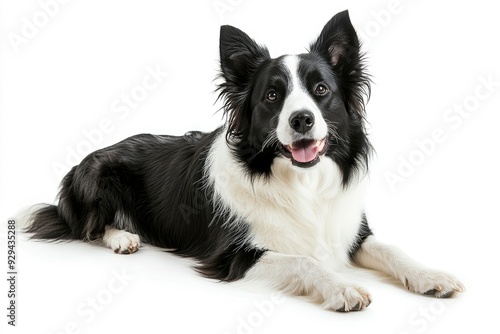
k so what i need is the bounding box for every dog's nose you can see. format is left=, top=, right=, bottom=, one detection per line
left=289, top=110, right=315, bottom=134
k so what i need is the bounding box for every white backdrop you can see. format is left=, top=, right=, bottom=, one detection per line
left=1, top=0, right=499, bottom=333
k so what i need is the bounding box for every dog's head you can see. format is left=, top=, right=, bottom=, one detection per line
left=218, top=10, right=371, bottom=183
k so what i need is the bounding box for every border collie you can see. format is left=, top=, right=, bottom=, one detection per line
left=23, top=10, right=463, bottom=312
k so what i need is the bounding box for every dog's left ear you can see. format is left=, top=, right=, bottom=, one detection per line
left=310, top=10, right=361, bottom=74
left=310, top=10, right=370, bottom=114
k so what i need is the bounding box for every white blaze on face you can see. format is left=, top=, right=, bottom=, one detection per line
left=276, top=55, right=328, bottom=146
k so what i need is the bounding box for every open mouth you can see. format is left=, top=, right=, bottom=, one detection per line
left=280, top=137, right=328, bottom=168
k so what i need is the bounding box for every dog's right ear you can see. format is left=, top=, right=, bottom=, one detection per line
left=219, top=25, right=270, bottom=86
left=218, top=26, right=270, bottom=138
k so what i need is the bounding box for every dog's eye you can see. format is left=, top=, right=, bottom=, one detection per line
left=266, top=90, right=278, bottom=102
left=315, top=84, right=328, bottom=96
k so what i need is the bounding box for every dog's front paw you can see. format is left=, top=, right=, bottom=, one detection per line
left=403, top=268, right=464, bottom=298
left=323, top=285, right=372, bottom=312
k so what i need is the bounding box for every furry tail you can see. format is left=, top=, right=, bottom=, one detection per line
left=20, top=204, right=73, bottom=241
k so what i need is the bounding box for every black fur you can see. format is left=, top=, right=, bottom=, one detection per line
left=26, top=10, right=373, bottom=282
left=348, top=213, right=373, bottom=260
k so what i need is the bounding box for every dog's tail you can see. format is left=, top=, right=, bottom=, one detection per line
left=17, top=166, right=80, bottom=241
left=18, top=203, right=73, bottom=241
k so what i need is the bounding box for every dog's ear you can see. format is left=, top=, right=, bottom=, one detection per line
left=310, top=10, right=370, bottom=114
left=218, top=26, right=270, bottom=138
left=309, top=10, right=360, bottom=73
left=219, top=25, right=270, bottom=86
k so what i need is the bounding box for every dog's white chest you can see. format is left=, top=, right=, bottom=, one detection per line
left=207, top=135, right=366, bottom=270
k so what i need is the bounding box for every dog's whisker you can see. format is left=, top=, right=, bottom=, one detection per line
left=261, top=129, right=279, bottom=151
left=325, top=123, right=346, bottom=145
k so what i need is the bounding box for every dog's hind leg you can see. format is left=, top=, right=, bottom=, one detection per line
left=58, top=153, right=142, bottom=254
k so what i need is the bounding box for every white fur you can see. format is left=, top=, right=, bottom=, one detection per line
left=102, top=226, right=141, bottom=254
left=276, top=55, right=328, bottom=145
left=207, top=132, right=366, bottom=269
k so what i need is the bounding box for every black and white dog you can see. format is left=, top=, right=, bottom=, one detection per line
left=24, top=10, right=463, bottom=311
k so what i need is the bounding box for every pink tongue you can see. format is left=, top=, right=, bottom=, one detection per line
left=291, top=144, right=319, bottom=163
